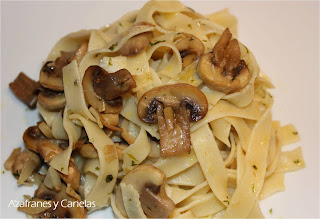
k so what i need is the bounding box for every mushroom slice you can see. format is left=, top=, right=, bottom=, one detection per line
left=23, top=126, right=49, bottom=153
left=115, top=164, right=175, bottom=218
left=39, top=57, right=68, bottom=91
left=38, top=89, right=66, bottom=111
left=11, top=149, right=41, bottom=181
left=35, top=183, right=87, bottom=218
left=197, top=28, right=251, bottom=94
left=119, top=32, right=153, bottom=56
left=175, top=33, right=205, bottom=67
left=38, top=141, right=81, bottom=190
left=137, top=83, right=208, bottom=157
left=82, top=65, right=136, bottom=112
left=9, top=72, right=40, bottom=109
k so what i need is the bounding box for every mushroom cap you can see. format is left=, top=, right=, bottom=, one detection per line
left=119, top=32, right=153, bottom=56
left=38, top=89, right=66, bottom=111
left=23, top=126, right=48, bottom=153
left=137, top=83, right=208, bottom=123
left=82, top=65, right=136, bottom=113
left=39, top=58, right=67, bottom=91
left=197, top=52, right=251, bottom=94
left=115, top=164, right=175, bottom=218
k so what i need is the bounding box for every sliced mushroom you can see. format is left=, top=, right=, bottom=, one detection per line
left=175, top=33, right=205, bottom=67
left=4, top=147, right=21, bottom=171
left=115, top=164, right=175, bottom=218
left=11, top=149, right=41, bottom=180
left=38, top=89, right=66, bottom=111
left=9, top=72, right=40, bottom=109
left=82, top=65, right=136, bottom=113
left=38, top=142, right=80, bottom=190
left=120, top=118, right=140, bottom=144
left=78, top=143, right=98, bottom=159
left=119, top=32, right=153, bottom=56
left=100, top=113, right=122, bottom=132
left=197, top=28, right=251, bottom=94
left=23, top=126, right=49, bottom=153
left=39, top=42, right=88, bottom=91
left=35, top=183, right=87, bottom=218
left=137, top=83, right=208, bottom=157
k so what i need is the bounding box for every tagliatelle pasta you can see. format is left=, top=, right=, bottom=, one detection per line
left=5, top=0, right=305, bottom=218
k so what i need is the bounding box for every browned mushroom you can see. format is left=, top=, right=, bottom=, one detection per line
left=137, top=83, right=208, bottom=157
left=38, top=142, right=80, bottom=190
left=115, top=164, right=175, bottom=218
left=39, top=42, right=88, bottom=91
left=119, top=22, right=154, bottom=56
left=175, top=33, right=205, bottom=67
left=197, top=28, right=251, bottom=94
left=34, top=183, right=87, bottom=218
left=119, top=32, right=153, bottom=56
left=78, top=143, right=98, bottom=159
left=11, top=149, right=41, bottom=181
left=23, top=126, right=49, bottom=153
left=100, top=113, right=122, bottom=132
left=9, top=72, right=40, bottom=109
left=82, top=65, right=136, bottom=113
left=38, top=89, right=66, bottom=111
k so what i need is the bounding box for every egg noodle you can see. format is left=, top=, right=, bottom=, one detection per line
left=5, top=0, right=305, bottom=218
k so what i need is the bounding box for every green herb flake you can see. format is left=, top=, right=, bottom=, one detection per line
left=292, top=131, right=298, bottom=135
left=187, top=24, right=192, bottom=29
left=252, top=165, right=258, bottom=170
left=129, top=199, right=132, bottom=201
left=202, top=39, right=208, bottom=42
left=60, top=167, right=64, bottom=171
left=176, top=32, right=181, bottom=35
left=294, top=159, right=300, bottom=164
left=119, top=23, right=123, bottom=27
left=136, top=68, right=139, bottom=71
left=2, top=171, right=5, bottom=174
left=149, top=40, right=166, bottom=46
left=269, top=208, right=273, bottom=214
left=108, top=58, right=113, bottom=66
left=13, top=173, right=20, bottom=177
left=74, top=79, right=78, bottom=87
left=106, top=174, right=114, bottom=183
left=131, top=160, right=137, bottom=166
left=251, top=184, right=256, bottom=193
left=223, top=200, right=229, bottom=205
left=109, top=43, right=117, bottom=51
left=95, top=167, right=100, bottom=171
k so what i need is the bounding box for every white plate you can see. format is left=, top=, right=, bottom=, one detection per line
left=1, top=1, right=319, bottom=218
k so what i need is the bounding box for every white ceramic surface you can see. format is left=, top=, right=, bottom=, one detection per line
left=1, top=1, right=319, bottom=218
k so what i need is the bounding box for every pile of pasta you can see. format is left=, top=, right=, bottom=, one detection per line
left=5, top=0, right=305, bottom=218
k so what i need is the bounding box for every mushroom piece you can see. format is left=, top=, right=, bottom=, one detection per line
left=137, top=83, right=208, bottom=157
left=82, top=65, right=136, bottom=113
left=119, top=32, right=153, bottom=56
left=11, top=149, right=41, bottom=179
left=23, top=126, right=49, bottom=153
left=175, top=33, right=205, bottom=68
left=78, top=143, right=98, bottom=159
left=38, top=142, right=81, bottom=190
left=115, top=164, right=175, bottom=218
left=38, top=89, right=66, bottom=111
left=9, top=72, right=40, bottom=109
left=34, top=183, right=87, bottom=218
left=197, top=28, right=251, bottom=94
left=39, top=41, right=88, bottom=91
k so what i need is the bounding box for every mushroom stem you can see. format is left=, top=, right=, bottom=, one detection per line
left=157, top=105, right=191, bottom=157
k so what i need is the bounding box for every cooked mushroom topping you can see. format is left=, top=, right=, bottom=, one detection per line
left=119, top=32, right=153, bottom=56
left=35, top=183, right=87, bottom=218
left=137, top=83, right=208, bottom=157
left=23, top=126, right=49, bottom=153
left=38, top=142, right=81, bottom=190
left=115, top=164, right=175, bottom=218
left=9, top=72, right=40, bottom=109
left=39, top=57, right=68, bottom=91
left=78, top=143, right=98, bottom=159
left=175, top=33, right=205, bottom=67
left=11, top=149, right=41, bottom=179
left=197, top=28, right=251, bottom=94
left=38, top=89, right=66, bottom=111
left=82, top=65, right=136, bottom=112
left=39, top=42, right=88, bottom=91
left=100, top=113, right=122, bottom=132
